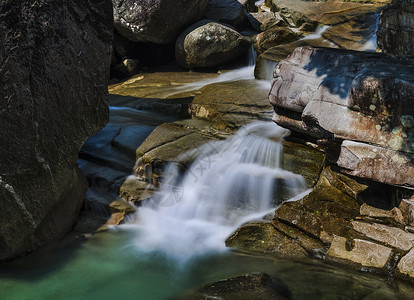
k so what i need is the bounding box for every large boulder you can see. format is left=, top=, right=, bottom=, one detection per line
left=270, top=47, right=414, bottom=151
left=205, top=0, right=248, bottom=29
left=112, top=0, right=209, bottom=44
left=0, top=0, right=113, bottom=260
left=175, top=20, right=250, bottom=69
left=269, top=46, right=414, bottom=188
left=377, top=0, right=414, bottom=55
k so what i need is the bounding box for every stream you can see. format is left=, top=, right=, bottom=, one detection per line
left=1, top=63, right=414, bottom=299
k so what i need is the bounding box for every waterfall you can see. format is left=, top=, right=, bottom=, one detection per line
left=122, top=121, right=307, bottom=260
left=248, top=44, right=257, bottom=67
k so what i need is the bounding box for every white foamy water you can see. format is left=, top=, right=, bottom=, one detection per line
left=121, top=122, right=307, bottom=260
left=301, top=25, right=330, bottom=40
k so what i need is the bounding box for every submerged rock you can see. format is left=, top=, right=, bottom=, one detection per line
left=180, top=272, right=292, bottom=300
left=112, top=0, right=209, bottom=44
left=377, top=0, right=414, bottom=55
left=175, top=20, right=249, bottom=69
left=0, top=0, right=112, bottom=260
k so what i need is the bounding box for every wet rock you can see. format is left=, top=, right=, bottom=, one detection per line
left=112, top=58, right=140, bottom=79
left=135, top=120, right=219, bottom=180
left=112, top=0, right=209, bottom=44
left=338, top=141, right=414, bottom=189
left=399, top=198, right=414, bottom=226
left=254, top=28, right=301, bottom=54
left=254, top=38, right=336, bottom=79
left=397, top=248, right=414, bottom=281
left=322, top=11, right=380, bottom=50
left=239, top=0, right=256, bottom=12
left=360, top=203, right=405, bottom=224
left=181, top=272, right=291, bottom=300
left=270, top=46, right=414, bottom=154
left=273, top=167, right=362, bottom=242
left=352, top=221, right=414, bottom=251
left=281, top=141, right=325, bottom=187
left=377, top=0, right=414, bottom=55
left=102, top=212, right=126, bottom=226
left=109, top=198, right=136, bottom=214
left=119, top=175, right=155, bottom=204
left=226, top=222, right=308, bottom=257
left=205, top=0, right=248, bottom=29
left=247, top=11, right=286, bottom=32
left=189, top=79, right=273, bottom=130
left=0, top=0, right=112, bottom=260
left=175, top=20, right=250, bottom=69
left=327, top=236, right=393, bottom=269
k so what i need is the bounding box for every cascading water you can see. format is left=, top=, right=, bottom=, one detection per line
left=121, top=121, right=307, bottom=260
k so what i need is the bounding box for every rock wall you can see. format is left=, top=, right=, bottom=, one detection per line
left=0, top=0, right=113, bottom=261
left=377, top=0, right=414, bottom=55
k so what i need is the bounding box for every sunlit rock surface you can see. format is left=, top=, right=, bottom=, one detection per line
left=0, top=0, right=112, bottom=260
left=269, top=46, right=414, bottom=188
left=112, top=0, right=209, bottom=44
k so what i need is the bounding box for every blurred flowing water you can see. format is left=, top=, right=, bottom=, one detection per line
left=123, top=121, right=307, bottom=260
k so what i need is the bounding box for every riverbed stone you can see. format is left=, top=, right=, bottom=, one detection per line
left=189, top=79, right=273, bottom=130
left=377, top=0, right=414, bottom=55
left=247, top=11, right=286, bottom=32
left=397, top=248, right=414, bottom=281
left=119, top=176, right=155, bottom=204
left=399, top=198, right=414, bottom=226
left=180, top=272, right=291, bottom=300
left=239, top=0, right=256, bottom=12
left=338, top=140, right=414, bottom=189
left=254, top=28, right=301, bottom=54
left=0, top=0, right=112, bottom=261
left=205, top=0, right=248, bottom=29
left=135, top=120, right=220, bottom=181
left=109, top=198, right=136, bottom=214
left=175, top=20, right=250, bottom=69
left=254, top=38, right=337, bottom=79
left=226, top=222, right=308, bottom=257
left=327, top=236, right=393, bottom=269
left=360, top=203, right=405, bottom=224
left=352, top=221, right=414, bottom=251
left=281, top=141, right=325, bottom=187
left=112, top=0, right=209, bottom=44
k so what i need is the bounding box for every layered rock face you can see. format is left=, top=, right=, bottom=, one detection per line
left=270, top=46, right=414, bottom=188
left=113, top=0, right=209, bottom=44
left=377, top=0, right=414, bottom=55
left=0, top=0, right=113, bottom=260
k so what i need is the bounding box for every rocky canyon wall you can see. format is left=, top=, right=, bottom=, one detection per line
left=0, top=0, right=113, bottom=261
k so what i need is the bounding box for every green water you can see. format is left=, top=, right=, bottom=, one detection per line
left=1, top=229, right=413, bottom=300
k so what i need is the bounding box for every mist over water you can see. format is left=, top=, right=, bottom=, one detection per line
left=122, top=122, right=307, bottom=261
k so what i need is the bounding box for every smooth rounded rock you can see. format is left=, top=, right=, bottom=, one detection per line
left=175, top=20, right=249, bottom=69
left=113, top=0, right=209, bottom=44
